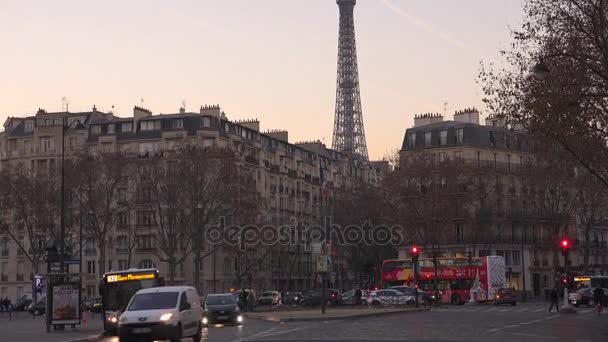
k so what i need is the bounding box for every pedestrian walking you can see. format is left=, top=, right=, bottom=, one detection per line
left=354, top=287, right=362, bottom=305
left=549, top=287, right=559, bottom=313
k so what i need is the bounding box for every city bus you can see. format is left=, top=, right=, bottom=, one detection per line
left=99, top=268, right=164, bottom=334
left=381, top=256, right=506, bottom=305
left=573, top=275, right=608, bottom=289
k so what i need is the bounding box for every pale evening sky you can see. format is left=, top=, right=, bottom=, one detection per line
left=0, top=0, right=523, bottom=160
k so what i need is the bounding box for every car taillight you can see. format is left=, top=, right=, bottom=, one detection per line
left=331, top=294, right=335, bottom=298
left=496, top=295, right=500, bottom=299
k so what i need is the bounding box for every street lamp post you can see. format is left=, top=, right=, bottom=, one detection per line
left=59, top=118, right=81, bottom=274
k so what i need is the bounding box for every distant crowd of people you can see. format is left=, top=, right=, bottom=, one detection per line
left=0, top=297, right=12, bottom=312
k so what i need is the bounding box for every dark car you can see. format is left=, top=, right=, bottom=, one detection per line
left=28, top=297, right=46, bottom=316
left=203, top=293, right=243, bottom=325
left=328, top=289, right=342, bottom=305
left=284, top=291, right=304, bottom=305
left=13, top=295, right=33, bottom=311
left=300, top=289, right=341, bottom=306
left=569, top=287, right=608, bottom=307
left=85, top=298, right=102, bottom=313
left=390, top=286, right=436, bottom=304
left=494, top=288, right=517, bottom=306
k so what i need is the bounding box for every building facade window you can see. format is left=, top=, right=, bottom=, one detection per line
left=91, top=125, right=101, bottom=135
left=118, top=259, right=128, bottom=270
left=118, top=212, right=128, bottom=227
left=138, top=235, right=154, bottom=249
left=140, top=120, right=161, bottom=131
left=424, top=132, right=432, bottom=147
left=454, top=151, right=463, bottom=160
left=455, top=224, right=464, bottom=243
left=107, top=124, right=115, bottom=134
left=203, top=117, right=211, bottom=128
left=87, top=261, right=96, bottom=274
left=456, top=128, right=464, bottom=143
left=24, top=120, right=34, bottom=132
left=138, top=259, right=155, bottom=269
left=40, top=137, right=53, bottom=152
left=122, top=122, right=133, bottom=132
left=439, top=152, right=447, bottom=162
left=172, top=119, right=183, bottom=129
left=512, top=251, right=520, bottom=266
left=407, top=133, right=416, bottom=148
left=439, top=130, right=447, bottom=145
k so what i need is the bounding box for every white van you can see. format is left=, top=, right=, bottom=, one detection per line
left=118, top=286, right=203, bottom=342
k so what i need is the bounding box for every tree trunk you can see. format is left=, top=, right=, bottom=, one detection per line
left=193, top=249, right=201, bottom=292
left=98, top=240, right=106, bottom=275
left=168, top=256, right=176, bottom=285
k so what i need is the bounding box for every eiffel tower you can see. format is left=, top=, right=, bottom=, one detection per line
left=331, top=0, right=368, bottom=161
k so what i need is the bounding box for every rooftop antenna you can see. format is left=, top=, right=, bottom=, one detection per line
left=62, top=97, right=70, bottom=112
left=181, top=99, right=187, bottom=111
left=443, top=101, right=448, bottom=117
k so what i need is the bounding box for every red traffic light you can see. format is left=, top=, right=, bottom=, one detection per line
left=411, top=246, right=419, bottom=255
left=414, top=283, right=419, bottom=289
left=561, top=277, right=567, bottom=284
left=560, top=239, right=569, bottom=248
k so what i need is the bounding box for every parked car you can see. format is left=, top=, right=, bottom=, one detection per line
left=390, top=286, right=436, bottom=304
left=85, top=298, right=103, bottom=313
left=328, top=289, right=342, bottom=305
left=494, top=288, right=517, bottom=306
left=364, top=289, right=415, bottom=306
left=14, top=294, right=33, bottom=311
left=257, top=291, right=281, bottom=306
left=299, top=289, right=341, bottom=306
left=341, top=290, right=356, bottom=305
left=117, top=286, right=203, bottom=342
left=28, top=297, right=46, bottom=316
left=284, top=291, right=304, bottom=305
left=203, top=293, right=243, bottom=326
left=569, top=287, right=608, bottom=307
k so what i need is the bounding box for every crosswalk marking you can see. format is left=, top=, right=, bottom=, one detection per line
left=438, top=304, right=601, bottom=315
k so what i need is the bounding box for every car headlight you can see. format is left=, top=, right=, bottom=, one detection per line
left=236, top=315, right=243, bottom=323
left=160, top=313, right=173, bottom=321
left=202, top=317, right=208, bottom=325
left=106, top=315, right=118, bottom=323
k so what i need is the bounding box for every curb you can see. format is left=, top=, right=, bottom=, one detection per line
left=245, top=308, right=427, bottom=323
left=60, top=334, right=105, bottom=342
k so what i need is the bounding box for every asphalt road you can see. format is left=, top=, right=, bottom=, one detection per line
left=93, top=302, right=608, bottom=341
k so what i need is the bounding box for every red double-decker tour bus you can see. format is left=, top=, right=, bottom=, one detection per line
left=381, top=256, right=506, bottom=305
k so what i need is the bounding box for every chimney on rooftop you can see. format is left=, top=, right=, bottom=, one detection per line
left=453, top=107, right=480, bottom=125
left=413, top=113, right=443, bottom=127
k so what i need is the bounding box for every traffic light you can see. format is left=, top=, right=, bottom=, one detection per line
left=561, top=277, right=567, bottom=284
left=560, top=238, right=570, bottom=256
left=410, top=246, right=419, bottom=263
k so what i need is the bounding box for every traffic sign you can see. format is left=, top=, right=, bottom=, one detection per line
left=34, top=275, right=44, bottom=291
left=64, top=259, right=80, bottom=265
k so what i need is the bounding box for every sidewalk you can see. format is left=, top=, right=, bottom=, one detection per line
left=244, top=306, right=426, bottom=322
left=0, top=312, right=104, bottom=342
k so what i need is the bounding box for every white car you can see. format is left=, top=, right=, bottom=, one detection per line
left=118, top=286, right=203, bottom=342
left=364, top=289, right=415, bottom=306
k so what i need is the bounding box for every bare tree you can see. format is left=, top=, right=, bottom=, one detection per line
left=72, top=152, right=129, bottom=275
left=480, top=0, right=608, bottom=190
left=0, top=163, right=59, bottom=303
left=575, top=172, right=608, bottom=273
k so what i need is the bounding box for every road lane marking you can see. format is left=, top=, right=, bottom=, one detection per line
left=485, top=315, right=559, bottom=333
left=506, top=332, right=558, bottom=339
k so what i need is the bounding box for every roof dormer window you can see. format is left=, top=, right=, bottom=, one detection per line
left=24, top=120, right=33, bottom=132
